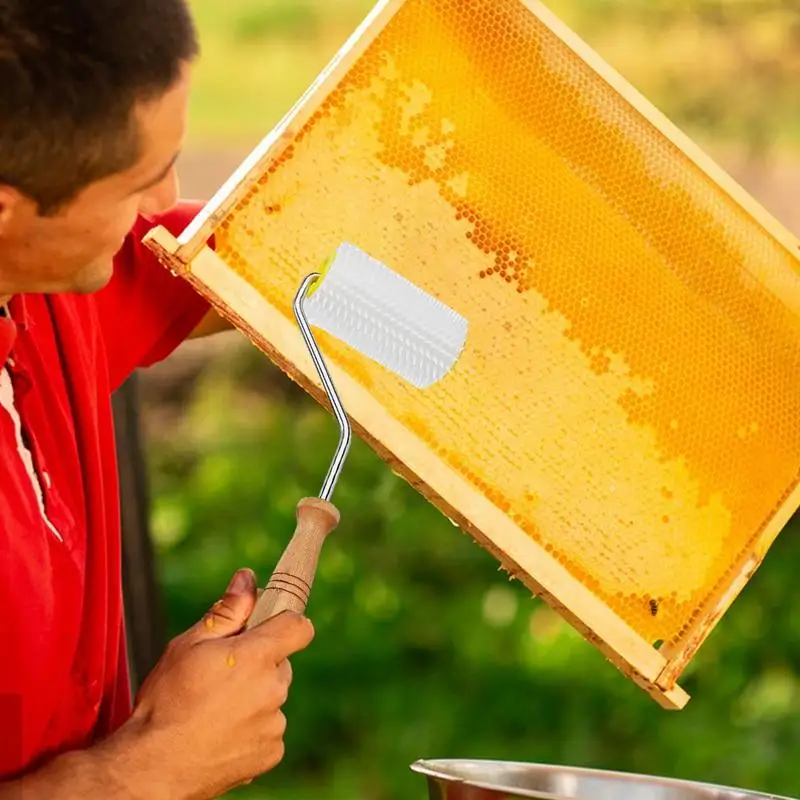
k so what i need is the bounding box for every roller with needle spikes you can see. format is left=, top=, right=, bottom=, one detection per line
left=245, top=242, right=469, bottom=629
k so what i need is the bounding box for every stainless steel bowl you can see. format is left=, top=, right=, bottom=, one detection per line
left=410, top=759, right=797, bottom=800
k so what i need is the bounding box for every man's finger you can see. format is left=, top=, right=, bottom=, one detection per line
left=186, top=568, right=258, bottom=643
left=276, top=658, right=293, bottom=688
left=240, top=611, right=315, bottom=663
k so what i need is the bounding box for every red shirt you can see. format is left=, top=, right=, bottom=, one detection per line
left=0, top=201, right=210, bottom=779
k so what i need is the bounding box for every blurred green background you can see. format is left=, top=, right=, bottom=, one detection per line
left=136, top=1, right=800, bottom=798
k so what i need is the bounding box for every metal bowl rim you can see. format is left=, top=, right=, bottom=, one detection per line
left=410, top=758, right=797, bottom=800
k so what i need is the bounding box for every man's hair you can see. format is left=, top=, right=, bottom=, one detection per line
left=0, top=0, right=198, bottom=214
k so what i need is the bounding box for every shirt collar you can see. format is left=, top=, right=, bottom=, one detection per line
left=8, top=295, right=29, bottom=330
left=0, top=295, right=28, bottom=366
left=0, top=312, right=15, bottom=367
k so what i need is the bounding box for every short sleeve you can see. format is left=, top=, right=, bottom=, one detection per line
left=94, top=201, right=213, bottom=392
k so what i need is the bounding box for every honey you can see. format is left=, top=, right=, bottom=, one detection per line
left=207, top=0, right=800, bottom=651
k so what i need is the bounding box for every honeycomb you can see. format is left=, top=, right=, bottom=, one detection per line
left=210, top=0, right=800, bottom=649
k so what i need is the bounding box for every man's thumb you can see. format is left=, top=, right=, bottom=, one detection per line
left=193, top=568, right=258, bottom=640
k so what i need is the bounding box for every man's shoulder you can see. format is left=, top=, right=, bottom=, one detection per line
left=93, top=199, right=212, bottom=391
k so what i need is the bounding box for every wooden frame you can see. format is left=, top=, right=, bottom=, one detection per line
left=145, top=226, right=691, bottom=710
left=145, top=0, right=800, bottom=710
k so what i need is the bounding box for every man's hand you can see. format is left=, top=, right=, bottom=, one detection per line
left=0, top=569, right=313, bottom=800
left=119, top=568, right=314, bottom=799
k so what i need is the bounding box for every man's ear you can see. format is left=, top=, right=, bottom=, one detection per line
left=0, top=185, right=26, bottom=237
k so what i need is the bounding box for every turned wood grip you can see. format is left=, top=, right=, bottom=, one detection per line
left=245, top=497, right=340, bottom=630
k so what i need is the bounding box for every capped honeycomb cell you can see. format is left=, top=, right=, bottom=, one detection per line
left=146, top=0, right=800, bottom=706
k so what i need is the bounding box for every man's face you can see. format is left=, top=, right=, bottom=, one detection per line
left=0, top=62, right=192, bottom=299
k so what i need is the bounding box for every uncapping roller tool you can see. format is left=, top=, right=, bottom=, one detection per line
left=245, top=242, right=468, bottom=629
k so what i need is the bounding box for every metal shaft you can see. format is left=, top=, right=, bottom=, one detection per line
left=293, top=273, right=352, bottom=502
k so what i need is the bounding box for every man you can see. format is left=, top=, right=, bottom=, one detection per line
left=0, top=1, right=314, bottom=797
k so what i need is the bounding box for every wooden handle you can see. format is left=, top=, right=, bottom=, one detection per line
left=245, top=497, right=340, bottom=630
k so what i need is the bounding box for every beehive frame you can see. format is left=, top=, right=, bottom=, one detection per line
left=145, top=0, right=800, bottom=709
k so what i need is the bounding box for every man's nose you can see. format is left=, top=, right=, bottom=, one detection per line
left=138, top=169, right=179, bottom=217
